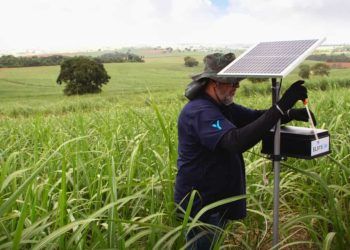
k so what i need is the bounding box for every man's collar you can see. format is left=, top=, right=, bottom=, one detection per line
left=196, top=93, right=235, bottom=111
left=200, top=93, right=225, bottom=108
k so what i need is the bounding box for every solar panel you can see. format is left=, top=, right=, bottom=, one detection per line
left=219, top=38, right=325, bottom=78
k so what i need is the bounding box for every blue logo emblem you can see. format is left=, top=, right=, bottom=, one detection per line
left=212, top=120, right=222, bottom=130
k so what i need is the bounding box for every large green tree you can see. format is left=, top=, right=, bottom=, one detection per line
left=247, top=78, right=269, bottom=83
left=57, top=57, right=110, bottom=96
left=184, top=56, right=199, bottom=67
left=311, top=63, right=331, bottom=77
left=298, top=64, right=311, bottom=79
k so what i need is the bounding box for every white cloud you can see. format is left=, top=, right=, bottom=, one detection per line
left=0, top=0, right=349, bottom=53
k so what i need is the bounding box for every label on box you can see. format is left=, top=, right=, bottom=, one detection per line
left=311, top=136, right=330, bottom=156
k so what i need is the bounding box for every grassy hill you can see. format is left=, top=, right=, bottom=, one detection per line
left=1, top=55, right=349, bottom=117
left=0, top=54, right=349, bottom=249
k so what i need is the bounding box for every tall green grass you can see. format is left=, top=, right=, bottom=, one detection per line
left=0, top=85, right=349, bottom=249
left=0, top=56, right=350, bottom=249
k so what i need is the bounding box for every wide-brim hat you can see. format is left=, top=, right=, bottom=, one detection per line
left=191, top=52, right=241, bottom=84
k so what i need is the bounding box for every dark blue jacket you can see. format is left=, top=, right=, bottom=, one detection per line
left=175, top=94, right=264, bottom=220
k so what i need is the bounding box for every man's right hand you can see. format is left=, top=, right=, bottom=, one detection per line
left=278, top=80, right=308, bottom=112
left=288, top=108, right=317, bottom=126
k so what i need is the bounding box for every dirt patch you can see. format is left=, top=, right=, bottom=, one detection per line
left=326, top=62, right=350, bottom=69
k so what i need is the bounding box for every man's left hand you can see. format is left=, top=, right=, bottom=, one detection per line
left=288, top=108, right=317, bottom=126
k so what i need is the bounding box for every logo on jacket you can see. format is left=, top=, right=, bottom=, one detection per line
left=212, top=120, right=222, bottom=130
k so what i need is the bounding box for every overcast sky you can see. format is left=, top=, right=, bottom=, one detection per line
left=1, top=0, right=349, bottom=53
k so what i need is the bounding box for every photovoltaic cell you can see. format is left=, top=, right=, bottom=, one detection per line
left=219, top=39, right=325, bottom=78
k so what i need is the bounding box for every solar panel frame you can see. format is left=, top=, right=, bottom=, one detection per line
left=218, top=38, right=326, bottom=78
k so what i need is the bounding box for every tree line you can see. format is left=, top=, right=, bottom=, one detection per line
left=307, top=53, right=350, bottom=62
left=0, top=52, right=144, bottom=68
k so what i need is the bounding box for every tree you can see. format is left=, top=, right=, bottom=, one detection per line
left=311, top=63, right=330, bottom=77
left=0, top=55, right=19, bottom=67
left=298, top=64, right=311, bottom=79
left=184, top=56, right=199, bottom=67
left=56, top=57, right=110, bottom=96
left=247, top=78, right=269, bottom=83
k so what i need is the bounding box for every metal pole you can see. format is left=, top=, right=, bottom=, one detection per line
left=272, top=78, right=281, bottom=249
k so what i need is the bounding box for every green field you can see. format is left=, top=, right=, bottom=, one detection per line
left=0, top=55, right=349, bottom=249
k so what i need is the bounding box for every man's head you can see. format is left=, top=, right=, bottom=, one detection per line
left=205, top=79, right=240, bottom=105
left=185, top=53, right=242, bottom=103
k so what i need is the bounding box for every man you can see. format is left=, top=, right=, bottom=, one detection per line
left=175, top=53, right=315, bottom=249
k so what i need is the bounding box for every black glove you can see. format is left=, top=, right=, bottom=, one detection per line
left=288, top=108, right=317, bottom=126
left=277, top=80, right=308, bottom=112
